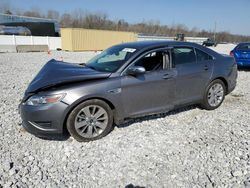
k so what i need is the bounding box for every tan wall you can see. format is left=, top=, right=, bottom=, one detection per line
left=61, top=28, right=73, bottom=51
left=61, top=28, right=137, bottom=51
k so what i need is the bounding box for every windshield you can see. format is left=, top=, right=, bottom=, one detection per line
left=237, top=43, right=250, bottom=50
left=86, top=46, right=137, bottom=72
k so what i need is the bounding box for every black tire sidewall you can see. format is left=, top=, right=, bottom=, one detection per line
left=202, top=79, right=226, bottom=110
left=66, top=99, right=113, bottom=142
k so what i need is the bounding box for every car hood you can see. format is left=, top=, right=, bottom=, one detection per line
left=26, top=59, right=111, bottom=93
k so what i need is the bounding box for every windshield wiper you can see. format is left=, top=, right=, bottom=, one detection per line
left=79, top=63, right=102, bottom=72
left=79, top=63, right=97, bottom=70
left=79, top=63, right=97, bottom=71
left=79, top=63, right=88, bottom=66
left=87, top=65, right=99, bottom=71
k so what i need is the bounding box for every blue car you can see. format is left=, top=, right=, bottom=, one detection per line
left=230, top=43, right=250, bottom=68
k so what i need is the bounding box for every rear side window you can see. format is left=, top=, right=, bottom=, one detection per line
left=196, top=49, right=213, bottom=61
left=236, top=43, right=250, bottom=50
left=172, top=47, right=196, bottom=65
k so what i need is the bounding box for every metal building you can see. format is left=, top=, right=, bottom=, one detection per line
left=0, top=13, right=60, bottom=36
left=61, top=28, right=137, bottom=51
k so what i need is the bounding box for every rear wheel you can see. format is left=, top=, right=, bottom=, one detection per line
left=67, top=99, right=113, bottom=142
left=201, top=79, right=226, bottom=110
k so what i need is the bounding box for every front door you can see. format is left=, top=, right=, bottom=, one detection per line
left=121, top=49, right=177, bottom=118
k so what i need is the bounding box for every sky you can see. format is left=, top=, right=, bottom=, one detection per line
left=1, top=0, right=250, bottom=36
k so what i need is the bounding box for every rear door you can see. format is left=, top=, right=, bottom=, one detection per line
left=172, top=47, right=213, bottom=105
left=121, top=48, right=177, bottom=118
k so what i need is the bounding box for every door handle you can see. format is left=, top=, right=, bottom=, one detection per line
left=204, top=65, right=209, bottom=71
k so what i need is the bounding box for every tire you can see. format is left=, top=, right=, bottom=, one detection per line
left=201, top=79, right=226, bottom=110
left=66, top=99, right=114, bottom=142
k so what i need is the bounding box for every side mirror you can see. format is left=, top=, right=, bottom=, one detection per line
left=127, top=66, right=146, bottom=76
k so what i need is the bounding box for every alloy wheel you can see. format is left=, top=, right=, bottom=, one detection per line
left=74, top=105, right=108, bottom=138
left=207, top=83, right=224, bottom=107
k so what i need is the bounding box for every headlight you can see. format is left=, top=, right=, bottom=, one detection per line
left=25, top=94, right=66, bottom=106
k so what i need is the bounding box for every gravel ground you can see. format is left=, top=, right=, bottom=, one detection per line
left=0, top=50, right=249, bottom=188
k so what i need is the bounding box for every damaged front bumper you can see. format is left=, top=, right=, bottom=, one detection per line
left=19, top=101, right=69, bottom=137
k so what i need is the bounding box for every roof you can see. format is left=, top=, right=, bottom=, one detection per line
left=115, top=40, right=199, bottom=50
left=114, top=40, right=221, bottom=59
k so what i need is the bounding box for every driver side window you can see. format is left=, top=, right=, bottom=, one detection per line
left=134, top=50, right=169, bottom=72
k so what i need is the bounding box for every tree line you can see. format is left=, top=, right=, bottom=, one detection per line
left=2, top=7, right=250, bottom=43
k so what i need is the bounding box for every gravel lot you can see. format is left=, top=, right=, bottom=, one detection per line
left=0, top=48, right=249, bottom=187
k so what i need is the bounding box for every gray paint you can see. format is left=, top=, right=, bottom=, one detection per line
left=19, top=41, right=237, bottom=137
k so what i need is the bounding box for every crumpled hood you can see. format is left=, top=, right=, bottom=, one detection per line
left=26, top=59, right=111, bottom=93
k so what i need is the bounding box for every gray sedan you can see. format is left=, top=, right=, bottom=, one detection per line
left=19, top=41, right=237, bottom=142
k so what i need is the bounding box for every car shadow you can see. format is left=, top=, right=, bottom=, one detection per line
left=117, top=105, right=198, bottom=129
left=125, top=184, right=146, bottom=188
left=36, top=133, right=71, bottom=141
left=238, top=67, right=250, bottom=72
left=34, top=105, right=198, bottom=141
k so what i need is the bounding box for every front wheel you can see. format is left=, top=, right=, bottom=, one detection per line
left=66, top=99, right=114, bottom=142
left=201, top=79, right=226, bottom=110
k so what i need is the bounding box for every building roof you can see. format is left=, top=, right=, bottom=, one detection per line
left=0, top=13, right=57, bottom=22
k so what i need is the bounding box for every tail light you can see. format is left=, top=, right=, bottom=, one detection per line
left=230, top=51, right=234, bottom=57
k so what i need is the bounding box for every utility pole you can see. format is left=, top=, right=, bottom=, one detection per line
left=214, top=21, right=217, bottom=42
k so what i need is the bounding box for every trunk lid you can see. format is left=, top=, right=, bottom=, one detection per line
left=234, top=50, right=250, bottom=60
